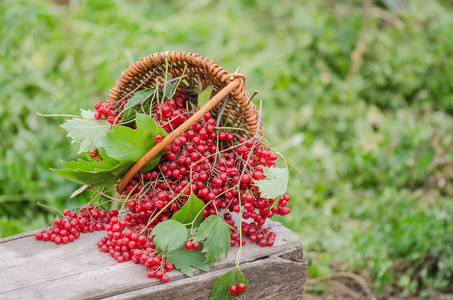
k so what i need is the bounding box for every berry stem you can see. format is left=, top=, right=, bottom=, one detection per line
left=36, top=112, right=88, bottom=119
left=37, top=202, right=64, bottom=216
left=215, top=95, right=229, bottom=128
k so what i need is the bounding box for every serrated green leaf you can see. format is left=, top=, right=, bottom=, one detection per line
left=51, top=168, right=117, bottom=187
left=152, top=220, right=188, bottom=252
left=61, top=109, right=111, bottom=154
left=61, top=158, right=116, bottom=172
left=193, top=215, right=231, bottom=261
left=54, top=113, right=167, bottom=187
left=209, top=267, right=249, bottom=300
left=166, top=246, right=214, bottom=277
left=171, top=192, right=205, bottom=228
left=197, top=85, right=213, bottom=108
left=102, top=113, right=166, bottom=164
left=61, top=157, right=132, bottom=175
left=255, top=166, right=289, bottom=199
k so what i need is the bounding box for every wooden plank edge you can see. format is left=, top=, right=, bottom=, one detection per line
left=0, top=229, right=41, bottom=244
left=102, top=255, right=307, bottom=300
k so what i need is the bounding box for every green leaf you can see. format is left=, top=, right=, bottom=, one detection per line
left=193, top=215, right=231, bottom=261
left=255, top=166, right=289, bottom=199
left=61, top=109, right=111, bottom=154
left=162, top=80, right=177, bottom=99
left=122, top=89, right=155, bottom=122
left=166, top=246, right=214, bottom=277
left=197, top=85, right=213, bottom=108
left=125, top=89, right=155, bottom=109
left=171, top=192, right=205, bottom=228
left=102, top=113, right=167, bottom=167
left=152, top=220, right=188, bottom=252
left=135, top=112, right=168, bottom=171
left=97, top=148, right=134, bottom=175
left=209, top=267, right=249, bottom=300
left=53, top=113, right=167, bottom=187
left=50, top=168, right=117, bottom=187
left=61, top=155, right=118, bottom=172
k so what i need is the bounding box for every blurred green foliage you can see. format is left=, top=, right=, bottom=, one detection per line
left=1, top=0, right=452, bottom=297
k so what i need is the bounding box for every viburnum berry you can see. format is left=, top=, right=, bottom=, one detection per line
left=192, top=241, right=200, bottom=251
left=185, top=240, right=193, bottom=250
left=161, top=274, right=170, bottom=283
left=237, top=282, right=246, bottom=293
left=38, top=87, right=291, bottom=285
left=155, top=270, right=164, bottom=279
left=230, top=285, right=238, bottom=295
left=165, top=263, right=174, bottom=272
left=35, top=232, right=43, bottom=240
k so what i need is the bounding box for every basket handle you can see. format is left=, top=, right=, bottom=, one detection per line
left=116, top=79, right=242, bottom=195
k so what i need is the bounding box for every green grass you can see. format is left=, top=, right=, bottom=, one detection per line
left=1, top=0, right=453, bottom=298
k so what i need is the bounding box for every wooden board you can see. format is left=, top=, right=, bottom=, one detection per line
left=0, top=221, right=306, bottom=300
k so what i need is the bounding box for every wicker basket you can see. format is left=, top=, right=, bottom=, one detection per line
left=106, top=51, right=263, bottom=194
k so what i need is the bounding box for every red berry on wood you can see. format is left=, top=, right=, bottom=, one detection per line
left=161, top=274, right=170, bottom=283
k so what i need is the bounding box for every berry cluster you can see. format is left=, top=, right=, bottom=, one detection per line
left=230, top=282, right=246, bottom=295
left=116, top=88, right=290, bottom=247
left=38, top=87, right=292, bottom=288
left=97, top=216, right=174, bottom=283
left=242, top=221, right=277, bottom=247
left=184, top=240, right=200, bottom=250
left=35, top=205, right=118, bottom=245
left=93, top=101, right=126, bottom=124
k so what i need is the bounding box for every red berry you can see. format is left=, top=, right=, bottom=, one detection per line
left=192, top=241, right=200, bottom=251
left=161, top=274, right=170, bottom=283
left=90, top=150, right=98, bottom=158
left=155, top=270, right=163, bottom=279
left=155, top=135, right=162, bottom=142
left=237, top=282, right=246, bottom=293
left=230, top=285, right=237, bottom=295
left=165, top=263, right=174, bottom=272
left=35, top=232, right=43, bottom=240
left=185, top=240, right=193, bottom=250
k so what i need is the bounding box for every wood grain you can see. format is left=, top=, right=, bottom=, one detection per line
left=0, top=221, right=306, bottom=300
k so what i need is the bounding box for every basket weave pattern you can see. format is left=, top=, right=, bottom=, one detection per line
left=106, top=51, right=263, bottom=137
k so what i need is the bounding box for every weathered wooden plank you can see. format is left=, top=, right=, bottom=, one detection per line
left=0, top=221, right=306, bottom=300
left=109, top=256, right=306, bottom=300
